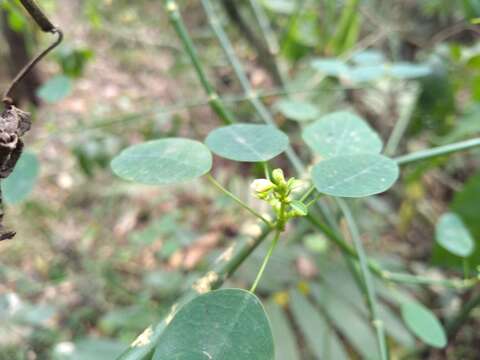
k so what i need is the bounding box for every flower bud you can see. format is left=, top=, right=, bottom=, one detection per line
left=272, top=168, right=285, bottom=185
left=251, top=179, right=275, bottom=193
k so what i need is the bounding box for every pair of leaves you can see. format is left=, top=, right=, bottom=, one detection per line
left=111, top=125, right=290, bottom=185
left=303, top=111, right=399, bottom=197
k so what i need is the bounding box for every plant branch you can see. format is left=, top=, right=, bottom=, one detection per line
left=18, top=0, right=55, bottom=31
left=163, top=0, right=234, bottom=125
left=206, top=174, right=272, bottom=227
left=306, top=214, right=478, bottom=289
left=337, top=199, right=389, bottom=360
left=395, top=137, right=480, bottom=165
left=250, top=230, right=280, bottom=293
left=2, top=26, right=63, bottom=105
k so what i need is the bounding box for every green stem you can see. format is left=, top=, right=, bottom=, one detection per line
left=384, top=84, right=420, bottom=156
left=300, top=185, right=316, bottom=202
left=263, top=162, right=271, bottom=180
left=250, top=230, right=281, bottom=293
left=395, top=137, right=480, bottom=165
left=306, top=214, right=478, bottom=289
left=206, top=174, right=272, bottom=227
left=306, top=193, right=323, bottom=208
left=337, top=199, right=389, bottom=360
left=163, top=0, right=234, bottom=125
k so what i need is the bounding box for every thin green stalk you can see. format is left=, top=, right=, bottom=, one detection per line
left=337, top=199, right=389, bottom=360
left=163, top=0, right=234, bottom=125
left=263, top=162, right=271, bottom=180
left=306, top=193, right=323, bottom=208
left=250, top=230, right=281, bottom=293
left=384, top=85, right=420, bottom=156
left=395, top=137, right=480, bottom=165
left=300, top=185, right=316, bottom=202
left=206, top=174, right=272, bottom=227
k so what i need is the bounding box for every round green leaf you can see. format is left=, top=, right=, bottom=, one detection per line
left=153, top=288, right=274, bottom=360
left=435, top=212, right=475, bottom=257
left=205, top=124, right=289, bottom=162
left=312, top=154, right=399, bottom=198
left=275, top=99, right=320, bottom=122
left=37, top=75, right=73, bottom=103
left=302, top=111, right=383, bottom=158
left=111, top=138, right=212, bottom=185
left=1, top=152, right=39, bottom=204
left=401, top=302, right=447, bottom=348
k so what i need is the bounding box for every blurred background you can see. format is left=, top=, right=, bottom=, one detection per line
left=0, top=0, right=479, bottom=359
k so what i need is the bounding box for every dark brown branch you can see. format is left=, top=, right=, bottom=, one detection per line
left=3, top=28, right=63, bottom=106
left=18, top=0, right=55, bottom=32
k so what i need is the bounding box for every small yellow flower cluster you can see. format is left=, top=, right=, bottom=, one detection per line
left=251, top=169, right=307, bottom=230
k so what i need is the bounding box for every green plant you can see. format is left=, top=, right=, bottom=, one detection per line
left=102, top=1, right=480, bottom=359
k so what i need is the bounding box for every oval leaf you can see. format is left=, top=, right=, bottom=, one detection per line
left=401, top=302, right=447, bottom=348
left=387, top=63, right=431, bottom=79
left=303, top=111, right=383, bottom=158
left=275, top=99, right=320, bottom=122
left=2, top=152, right=39, bottom=204
left=153, top=289, right=274, bottom=360
left=205, top=124, right=289, bottom=162
left=311, top=58, right=349, bottom=76
left=435, top=212, right=475, bottom=257
left=111, top=138, right=212, bottom=185
left=37, top=75, right=73, bottom=103
left=312, top=154, right=399, bottom=197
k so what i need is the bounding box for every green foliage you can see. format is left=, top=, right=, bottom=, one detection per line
left=264, top=301, right=300, bottom=360
left=312, top=154, right=399, bottom=197
left=111, top=138, right=212, bottom=185
left=1, top=152, right=39, bottom=205
left=433, top=171, right=480, bottom=267
left=37, top=75, right=74, bottom=103
left=274, top=99, right=320, bottom=122
left=153, top=289, right=274, bottom=360
left=289, top=290, right=348, bottom=359
left=56, top=45, right=94, bottom=78
left=436, top=212, right=475, bottom=257
left=302, top=111, right=383, bottom=158
left=401, top=302, right=447, bottom=348
left=205, top=124, right=289, bottom=162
